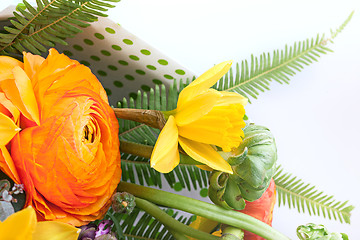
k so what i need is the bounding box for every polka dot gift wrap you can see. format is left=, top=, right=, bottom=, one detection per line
left=54, top=17, right=195, bottom=105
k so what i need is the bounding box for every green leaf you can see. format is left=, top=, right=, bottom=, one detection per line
left=215, top=12, right=353, bottom=102
left=104, top=207, right=193, bottom=240
left=274, top=166, right=354, bottom=224
left=0, top=0, right=120, bottom=56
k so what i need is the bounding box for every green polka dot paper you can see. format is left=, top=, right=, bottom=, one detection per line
left=54, top=17, right=195, bottom=105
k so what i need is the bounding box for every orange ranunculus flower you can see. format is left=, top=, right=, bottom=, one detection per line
left=0, top=49, right=121, bottom=226
left=238, top=178, right=276, bottom=240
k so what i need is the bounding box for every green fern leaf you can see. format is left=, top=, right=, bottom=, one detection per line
left=215, top=12, right=353, bottom=102
left=105, top=207, right=193, bottom=240
left=273, top=166, right=354, bottom=224
left=0, top=0, right=119, bottom=55
left=215, top=34, right=332, bottom=101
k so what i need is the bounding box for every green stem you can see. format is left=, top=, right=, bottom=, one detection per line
left=118, top=182, right=290, bottom=240
left=168, top=230, right=189, bottom=240
left=135, top=197, right=218, bottom=240
left=120, top=140, right=153, bottom=158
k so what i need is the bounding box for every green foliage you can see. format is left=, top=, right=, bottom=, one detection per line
left=118, top=80, right=210, bottom=191
left=274, top=166, right=354, bottom=224
left=105, top=207, right=193, bottom=240
left=330, top=11, right=354, bottom=41
left=214, top=12, right=353, bottom=102
left=0, top=0, right=119, bottom=55
left=214, top=34, right=332, bottom=101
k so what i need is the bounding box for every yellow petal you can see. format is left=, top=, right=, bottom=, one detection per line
left=33, top=221, right=80, bottom=240
left=217, top=91, right=248, bottom=106
left=178, top=60, right=232, bottom=107
left=189, top=216, right=218, bottom=240
left=0, top=112, right=21, bottom=145
left=175, top=89, right=221, bottom=126
left=0, top=56, right=23, bottom=81
left=178, top=137, right=233, bottom=174
left=1, top=66, right=40, bottom=125
left=0, top=146, right=20, bottom=183
left=150, top=115, right=180, bottom=173
left=0, top=206, right=37, bottom=240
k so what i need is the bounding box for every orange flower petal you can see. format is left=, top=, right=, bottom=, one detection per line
left=0, top=66, right=40, bottom=125
left=6, top=49, right=121, bottom=226
left=23, top=52, right=45, bottom=79
left=0, top=112, right=21, bottom=145
left=0, top=56, right=23, bottom=81
left=0, top=146, right=20, bottom=183
left=0, top=92, right=20, bottom=123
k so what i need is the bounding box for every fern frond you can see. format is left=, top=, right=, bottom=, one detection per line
left=273, top=166, right=354, bottom=224
left=118, top=80, right=210, bottom=190
left=106, top=207, right=193, bottom=240
left=0, top=0, right=119, bottom=55
left=215, top=12, right=353, bottom=102
left=215, top=34, right=332, bottom=101
left=330, top=11, right=354, bottom=41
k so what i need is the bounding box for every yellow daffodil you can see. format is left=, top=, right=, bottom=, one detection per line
left=150, top=61, right=247, bottom=174
left=0, top=206, right=80, bottom=240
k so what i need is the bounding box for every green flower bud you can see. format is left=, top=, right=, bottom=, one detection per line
left=111, top=192, right=136, bottom=214
left=209, top=125, right=277, bottom=210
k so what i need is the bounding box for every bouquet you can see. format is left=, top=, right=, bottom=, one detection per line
left=0, top=1, right=356, bottom=239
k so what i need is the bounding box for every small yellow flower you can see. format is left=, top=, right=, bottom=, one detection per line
left=150, top=61, right=247, bottom=174
left=0, top=206, right=80, bottom=240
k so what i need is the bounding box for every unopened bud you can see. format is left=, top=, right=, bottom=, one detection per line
left=111, top=192, right=135, bottom=214
left=209, top=125, right=277, bottom=210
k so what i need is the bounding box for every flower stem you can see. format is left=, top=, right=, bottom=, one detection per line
left=118, top=182, right=290, bottom=240
left=120, top=140, right=153, bottom=158
left=135, top=197, right=218, bottom=240
left=113, top=108, right=165, bottom=129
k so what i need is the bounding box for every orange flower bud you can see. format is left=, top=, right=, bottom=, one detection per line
left=0, top=49, right=121, bottom=226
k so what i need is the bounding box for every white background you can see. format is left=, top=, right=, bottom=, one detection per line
left=2, top=0, right=360, bottom=239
